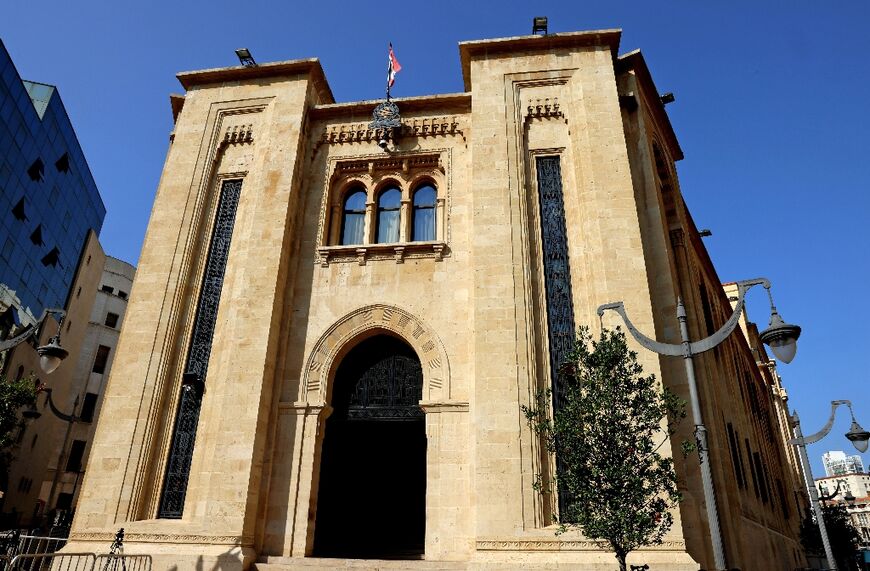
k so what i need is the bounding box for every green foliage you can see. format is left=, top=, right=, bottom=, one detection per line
left=522, top=327, right=687, bottom=571
left=0, top=373, right=37, bottom=456
left=800, top=503, right=862, bottom=570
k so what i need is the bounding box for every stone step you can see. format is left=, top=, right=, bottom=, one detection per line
left=255, top=556, right=468, bottom=571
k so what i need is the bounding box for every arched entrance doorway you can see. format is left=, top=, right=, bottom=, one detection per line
left=313, top=334, right=426, bottom=559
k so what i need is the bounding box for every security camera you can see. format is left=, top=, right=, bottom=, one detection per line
left=378, top=138, right=389, bottom=150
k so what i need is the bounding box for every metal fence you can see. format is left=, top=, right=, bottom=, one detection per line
left=94, top=554, right=151, bottom=571
left=5, top=553, right=95, bottom=571
left=1, top=553, right=151, bottom=571
left=0, top=530, right=149, bottom=571
left=1, top=535, right=68, bottom=558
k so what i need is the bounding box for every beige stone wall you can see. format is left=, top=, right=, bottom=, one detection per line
left=3, top=230, right=105, bottom=526
left=617, top=59, right=807, bottom=570
left=67, top=29, right=804, bottom=571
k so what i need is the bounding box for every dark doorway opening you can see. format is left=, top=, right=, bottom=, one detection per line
left=313, top=334, right=426, bottom=559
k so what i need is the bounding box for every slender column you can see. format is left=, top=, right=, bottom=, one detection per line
left=793, top=413, right=837, bottom=570
left=677, top=297, right=726, bottom=571
left=399, top=199, right=411, bottom=242
left=364, top=201, right=375, bottom=244
left=328, top=204, right=341, bottom=245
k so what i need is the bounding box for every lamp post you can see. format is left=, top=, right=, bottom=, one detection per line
left=789, top=400, right=870, bottom=571
left=33, top=386, right=82, bottom=524
left=598, top=277, right=801, bottom=571
left=0, top=307, right=69, bottom=375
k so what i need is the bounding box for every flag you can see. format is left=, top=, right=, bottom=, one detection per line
left=388, top=43, right=402, bottom=89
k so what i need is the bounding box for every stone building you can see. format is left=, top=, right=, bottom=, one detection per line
left=1, top=241, right=135, bottom=528
left=823, top=450, right=865, bottom=477
left=67, top=29, right=807, bottom=570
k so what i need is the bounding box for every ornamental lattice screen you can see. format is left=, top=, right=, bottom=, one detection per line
left=158, top=179, right=243, bottom=519
left=535, top=156, right=576, bottom=516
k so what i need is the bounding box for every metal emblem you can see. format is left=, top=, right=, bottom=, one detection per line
left=369, top=101, right=402, bottom=130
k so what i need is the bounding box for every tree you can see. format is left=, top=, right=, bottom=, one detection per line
left=800, top=503, right=862, bottom=571
left=0, top=373, right=37, bottom=476
left=523, top=327, right=688, bottom=571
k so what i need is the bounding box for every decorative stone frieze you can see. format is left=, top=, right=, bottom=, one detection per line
left=320, top=116, right=465, bottom=146
left=222, top=123, right=253, bottom=146
left=476, top=538, right=687, bottom=551
left=69, top=531, right=253, bottom=546
left=526, top=97, right=564, bottom=121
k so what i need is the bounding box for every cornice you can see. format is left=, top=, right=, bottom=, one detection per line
left=459, top=29, right=622, bottom=91
left=176, top=58, right=334, bottom=104
left=616, top=49, right=683, bottom=161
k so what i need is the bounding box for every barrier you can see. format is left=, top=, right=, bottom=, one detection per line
left=6, top=553, right=95, bottom=571
left=3, top=553, right=151, bottom=571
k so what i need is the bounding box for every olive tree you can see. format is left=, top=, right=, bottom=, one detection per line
left=523, top=327, right=688, bottom=571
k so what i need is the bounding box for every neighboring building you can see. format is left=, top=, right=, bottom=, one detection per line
left=1, top=248, right=135, bottom=528
left=817, top=473, right=870, bottom=502
left=68, top=29, right=807, bottom=571
left=823, top=450, right=865, bottom=477
left=845, top=496, right=870, bottom=549
left=0, top=39, right=106, bottom=323
left=0, top=232, right=105, bottom=527
left=0, top=39, right=120, bottom=529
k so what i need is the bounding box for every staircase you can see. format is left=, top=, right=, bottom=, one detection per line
left=254, top=556, right=468, bottom=571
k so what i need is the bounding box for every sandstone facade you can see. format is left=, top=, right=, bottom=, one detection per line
left=66, top=30, right=806, bottom=570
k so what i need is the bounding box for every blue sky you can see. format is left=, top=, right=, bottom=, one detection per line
left=2, top=1, right=868, bottom=476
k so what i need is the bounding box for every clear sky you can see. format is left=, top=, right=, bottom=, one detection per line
left=2, top=1, right=867, bottom=477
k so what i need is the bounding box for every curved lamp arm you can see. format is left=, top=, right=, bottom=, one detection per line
left=39, top=387, right=76, bottom=423
left=595, top=301, right=683, bottom=356
left=791, top=400, right=853, bottom=445
left=597, top=278, right=770, bottom=357
left=0, top=307, right=66, bottom=352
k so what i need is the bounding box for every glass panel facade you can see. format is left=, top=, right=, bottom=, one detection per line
left=0, top=40, right=106, bottom=324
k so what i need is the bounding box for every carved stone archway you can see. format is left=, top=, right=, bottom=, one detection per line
left=301, top=304, right=450, bottom=405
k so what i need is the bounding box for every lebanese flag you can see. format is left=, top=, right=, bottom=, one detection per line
left=388, top=43, right=402, bottom=88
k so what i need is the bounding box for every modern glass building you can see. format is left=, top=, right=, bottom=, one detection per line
left=0, top=39, right=105, bottom=322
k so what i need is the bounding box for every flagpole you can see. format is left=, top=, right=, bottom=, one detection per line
left=386, top=43, right=392, bottom=101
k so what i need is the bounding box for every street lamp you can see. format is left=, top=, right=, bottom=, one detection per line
left=789, top=400, right=869, bottom=571
left=36, top=386, right=82, bottom=521
left=598, top=277, right=800, bottom=571
left=0, top=308, right=68, bottom=374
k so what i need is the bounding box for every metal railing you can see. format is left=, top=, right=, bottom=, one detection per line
left=0, top=529, right=150, bottom=571
left=5, top=553, right=95, bottom=571
left=94, top=554, right=151, bottom=571
left=2, top=553, right=151, bottom=571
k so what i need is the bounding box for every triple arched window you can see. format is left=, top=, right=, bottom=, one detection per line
left=335, top=181, right=439, bottom=246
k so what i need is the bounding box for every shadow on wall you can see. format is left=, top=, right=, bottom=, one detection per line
left=166, top=547, right=246, bottom=571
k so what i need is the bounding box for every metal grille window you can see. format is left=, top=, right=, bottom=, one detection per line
left=158, top=179, right=242, bottom=519
left=535, top=156, right=576, bottom=411
left=535, top=156, right=576, bottom=517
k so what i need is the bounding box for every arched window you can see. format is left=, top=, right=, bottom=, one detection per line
left=376, top=187, right=401, bottom=244
left=340, top=189, right=367, bottom=245
left=411, top=184, right=436, bottom=241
